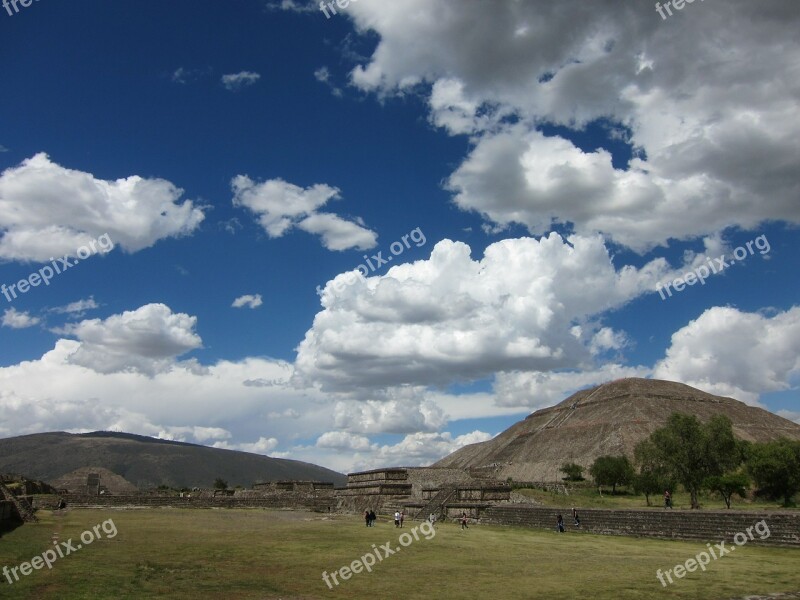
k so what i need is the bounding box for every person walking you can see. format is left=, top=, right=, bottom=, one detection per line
left=572, top=507, right=581, bottom=528
left=364, top=509, right=370, bottom=527
left=460, top=512, right=469, bottom=530
left=369, top=510, right=376, bottom=526
left=556, top=514, right=565, bottom=533
left=664, top=490, right=672, bottom=509
left=399, top=510, right=405, bottom=528
left=394, top=511, right=401, bottom=527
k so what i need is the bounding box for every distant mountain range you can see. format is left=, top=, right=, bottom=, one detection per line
left=436, top=378, right=800, bottom=482
left=0, top=431, right=347, bottom=489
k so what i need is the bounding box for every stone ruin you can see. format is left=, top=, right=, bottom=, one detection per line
left=335, top=467, right=512, bottom=521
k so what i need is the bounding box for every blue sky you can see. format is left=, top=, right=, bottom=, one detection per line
left=1, top=0, right=798, bottom=473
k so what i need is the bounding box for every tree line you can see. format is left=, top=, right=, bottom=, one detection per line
left=560, top=412, right=800, bottom=508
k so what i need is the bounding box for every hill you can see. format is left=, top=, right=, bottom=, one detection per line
left=0, top=431, right=347, bottom=489
left=435, top=378, right=800, bottom=482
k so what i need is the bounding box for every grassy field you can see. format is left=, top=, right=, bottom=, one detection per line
left=514, top=485, right=797, bottom=511
left=0, top=508, right=798, bottom=599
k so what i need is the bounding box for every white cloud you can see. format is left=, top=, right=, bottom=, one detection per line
left=296, top=429, right=494, bottom=472
left=333, top=396, right=447, bottom=434
left=221, top=71, right=261, bottom=91
left=232, top=176, right=377, bottom=251
left=232, top=294, right=263, bottom=309
left=268, top=0, right=316, bottom=13
left=0, top=328, right=334, bottom=455
left=354, top=430, right=494, bottom=471
left=314, top=66, right=344, bottom=97
left=316, top=431, right=372, bottom=451
left=214, top=436, right=279, bottom=455
left=654, top=306, right=800, bottom=404
left=158, top=426, right=231, bottom=443
left=2, top=308, right=40, bottom=329
left=296, top=233, right=673, bottom=391
left=0, top=153, right=204, bottom=262
left=297, top=212, right=377, bottom=251
left=777, top=410, right=800, bottom=425
left=60, top=303, right=203, bottom=375
left=172, top=67, right=190, bottom=84
left=50, top=297, right=100, bottom=315
left=343, top=0, right=800, bottom=251
left=493, top=365, right=650, bottom=409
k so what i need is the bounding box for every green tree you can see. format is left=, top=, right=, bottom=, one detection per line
left=746, top=439, right=800, bottom=506
left=633, top=439, right=674, bottom=506
left=213, top=478, right=229, bottom=490
left=648, top=413, right=741, bottom=509
left=589, top=455, right=634, bottom=494
left=704, top=472, right=750, bottom=509
left=559, top=463, right=585, bottom=482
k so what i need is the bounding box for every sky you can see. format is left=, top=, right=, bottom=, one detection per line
left=0, top=0, right=798, bottom=475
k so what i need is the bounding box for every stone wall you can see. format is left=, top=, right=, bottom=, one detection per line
left=0, top=500, right=20, bottom=532
left=62, top=493, right=334, bottom=512
left=26, top=494, right=64, bottom=510
left=420, top=485, right=511, bottom=502
left=347, top=469, right=409, bottom=484
left=253, top=481, right=334, bottom=492
left=481, top=504, right=800, bottom=547
left=335, top=483, right=413, bottom=514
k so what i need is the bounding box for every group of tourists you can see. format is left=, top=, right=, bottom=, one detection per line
left=394, top=510, right=405, bottom=527
left=363, top=509, right=377, bottom=526
left=556, top=508, right=581, bottom=532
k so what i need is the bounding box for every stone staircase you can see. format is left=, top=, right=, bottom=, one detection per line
left=0, top=482, right=38, bottom=523
left=414, top=486, right=457, bottom=521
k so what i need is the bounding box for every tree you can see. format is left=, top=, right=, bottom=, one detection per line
left=746, top=439, right=800, bottom=506
left=633, top=439, right=674, bottom=506
left=213, top=478, right=229, bottom=490
left=560, top=463, right=585, bottom=482
left=648, top=413, right=741, bottom=509
left=589, top=455, right=634, bottom=494
left=704, top=472, right=750, bottom=509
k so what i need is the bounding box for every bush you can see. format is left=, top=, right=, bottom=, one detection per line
left=560, top=463, right=585, bottom=482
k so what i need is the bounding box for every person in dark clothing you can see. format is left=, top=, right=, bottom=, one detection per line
left=369, top=510, right=376, bottom=526
left=556, top=514, right=565, bottom=532
left=460, top=512, right=469, bottom=530
left=365, top=510, right=370, bottom=527
left=664, top=490, right=672, bottom=509
left=572, top=507, right=580, bottom=527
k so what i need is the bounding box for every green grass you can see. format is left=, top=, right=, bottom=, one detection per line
left=514, top=485, right=797, bottom=511
left=0, top=508, right=798, bottom=599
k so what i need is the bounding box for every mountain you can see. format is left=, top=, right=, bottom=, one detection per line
left=0, top=431, right=347, bottom=489
left=435, top=378, right=800, bottom=482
